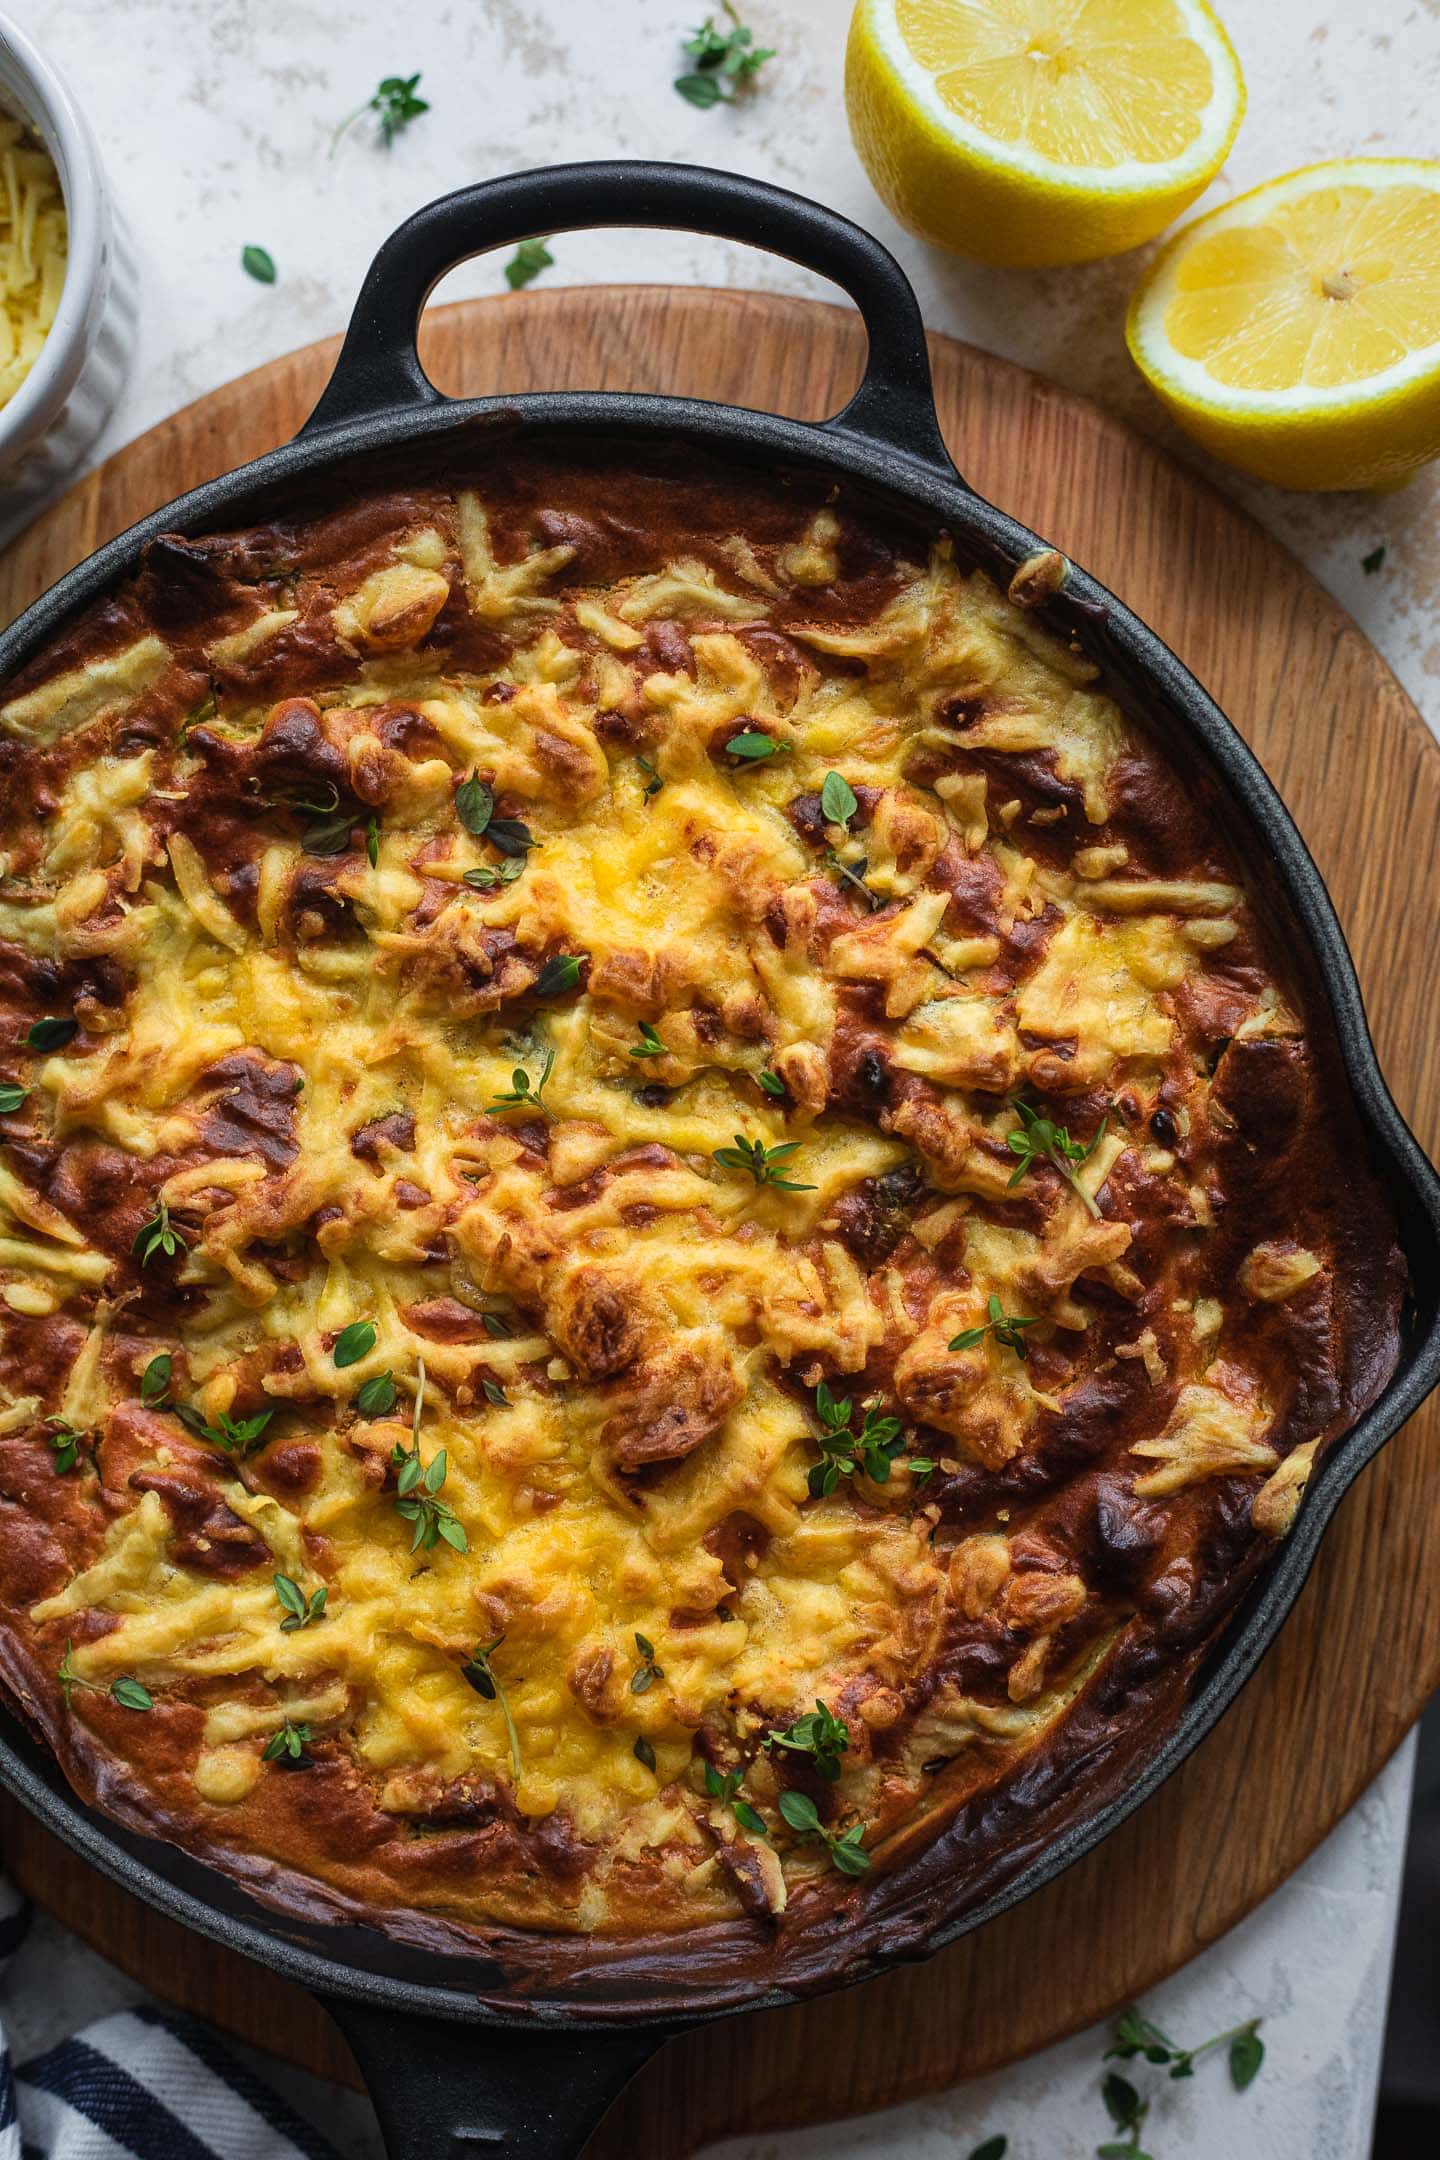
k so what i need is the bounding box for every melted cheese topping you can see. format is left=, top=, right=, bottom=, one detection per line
left=0, top=459, right=1375, bottom=1944
left=0, top=115, right=66, bottom=412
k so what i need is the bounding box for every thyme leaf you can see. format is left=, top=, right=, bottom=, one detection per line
left=712, top=1134, right=814, bottom=1191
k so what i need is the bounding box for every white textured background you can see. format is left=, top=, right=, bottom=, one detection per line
left=2, top=1, right=1438, bottom=2156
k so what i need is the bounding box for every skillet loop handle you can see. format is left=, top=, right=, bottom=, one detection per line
left=300, top=159, right=959, bottom=479
left=322, top=1993, right=665, bottom=2160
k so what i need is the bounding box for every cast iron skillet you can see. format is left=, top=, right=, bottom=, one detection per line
left=1, top=161, right=1438, bottom=2160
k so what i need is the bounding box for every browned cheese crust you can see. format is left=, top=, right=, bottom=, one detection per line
left=0, top=443, right=1404, bottom=1986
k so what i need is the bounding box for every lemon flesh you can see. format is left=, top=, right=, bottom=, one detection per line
left=845, top=0, right=1245, bottom=268
left=1128, top=160, right=1440, bottom=489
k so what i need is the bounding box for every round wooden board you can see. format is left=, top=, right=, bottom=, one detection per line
left=1, top=288, right=1438, bottom=2155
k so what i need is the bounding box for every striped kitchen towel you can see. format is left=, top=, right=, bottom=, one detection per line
left=0, top=1882, right=343, bottom=2160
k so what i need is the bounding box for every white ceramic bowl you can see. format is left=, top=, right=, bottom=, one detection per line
left=0, top=8, right=136, bottom=543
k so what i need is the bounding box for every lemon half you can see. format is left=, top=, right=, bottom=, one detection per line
left=845, top=0, right=1246, bottom=269
left=1127, top=159, right=1440, bottom=490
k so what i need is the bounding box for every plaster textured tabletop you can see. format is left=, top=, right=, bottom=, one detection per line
left=0, top=2, right=1437, bottom=2157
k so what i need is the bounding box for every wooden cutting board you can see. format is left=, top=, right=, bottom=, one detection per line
left=2, top=287, right=1438, bottom=2156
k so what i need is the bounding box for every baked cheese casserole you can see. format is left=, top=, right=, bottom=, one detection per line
left=0, top=445, right=1404, bottom=1970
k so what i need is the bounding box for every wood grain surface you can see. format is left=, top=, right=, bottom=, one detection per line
left=1, top=287, right=1437, bottom=2156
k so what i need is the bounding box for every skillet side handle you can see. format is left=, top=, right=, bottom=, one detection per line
left=321, top=1993, right=665, bottom=2160
left=298, top=158, right=961, bottom=481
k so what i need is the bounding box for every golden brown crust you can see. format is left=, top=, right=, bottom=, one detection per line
left=0, top=443, right=1404, bottom=1973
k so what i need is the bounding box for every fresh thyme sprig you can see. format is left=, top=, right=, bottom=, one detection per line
left=630, top=1022, right=667, bottom=1060
left=463, top=858, right=525, bottom=891
left=776, top=1790, right=870, bottom=1875
left=44, top=1419, right=83, bottom=1474
left=174, top=1401, right=275, bottom=1456
left=1007, top=1100, right=1108, bottom=1219
left=948, top=1293, right=1041, bottom=1362
left=273, top=1573, right=327, bottom=1632
left=1106, top=2004, right=1265, bottom=2088
left=461, top=1635, right=523, bottom=1783
left=1095, top=2003, right=1264, bottom=2157
left=390, top=1360, right=468, bottom=1553
left=825, top=846, right=884, bottom=911
left=806, top=1381, right=906, bottom=1497
left=262, top=1717, right=312, bottom=1764
left=134, top=1199, right=188, bottom=1267
left=58, top=1641, right=151, bottom=1711
left=332, top=72, right=428, bottom=153
left=764, top=1700, right=849, bottom=1781
left=0, top=1082, right=28, bottom=1112
left=630, top=1632, right=665, bottom=1695
left=675, top=4, right=775, bottom=106
left=487, top=1047, right=554, bottom=1118
left=712, top=1134, right=814, bottom=1190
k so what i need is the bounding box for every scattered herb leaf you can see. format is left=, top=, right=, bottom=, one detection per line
left=633, top=1733, right=657, bottom=1772
left=1007, top=1100, right=1108, bottom=1219
left=756, top=1067, right=785, bottom=1098
left=134, top=1199, right=189, bottom=1267
left=630, top=1022, right=667, bottom=1060
left=806, top=1381, right=909, bottom=1498
left=505, top=239, right=555, bottom=291
left=274, top=1573, right=327, bottom=1632
left=486, top=816, right=536, bottom=858
left=463, top=857, right=526, bottom=890
left=139, top=1353, right=172, bottom=1407
left=390, top=1361, right=467, bottom=1553
left=675, top=4, right=775, bottom=105
left=366, top=814, right=381, bottom=869
left=174, top=1402, right=275, bottom=1457
left=0, top=1083, right=27, bottom=1112
left=333, top=1319, right=377, bottom=1369
left=481, top=1378, right=509, bottom=1408
left=487, top=1047, right=554, bottom=1118
left=481, top=1311, right=512, bottom=1340
left=242, top=245, right=276, bottom=285
left=631, top=1631, right=665, bottom=1695
left=969, top=2142, right=1008, bottom=2160
left=355, top=1370, right=398, bottom=1417
left=776, top=1789, right=870, bottom=1874
left=948, top=1293, right=1040, bottom=1361
left=712, top=1134, right=814, bottom=1191
left=23, top=1016, right=76, bottom=1052
left=726, top=730, right=785, bottom=761
left=765, top=1700, right=849, bottom=1780
left=461, top=1635, right=523, bottom=1782
left=1362, top=545, right=1386, bottom=575
left=824, top=846, right=883, bottom=911
left=333, top=73, right=428, bottom=152
left=533, top=951, right=586, bottom=999
left=262, top=1717, right=312, bottom=1763
left=45, top=1420, right=83, bottom=1474
left=820, top=770, right=858, bottom=828
left=455, top=771, right=494, bottom=836
left=58, top=1642, right=152, bottom=1711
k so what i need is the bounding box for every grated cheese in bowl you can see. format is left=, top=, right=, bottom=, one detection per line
left=0, top=110, right=66, bottom=414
